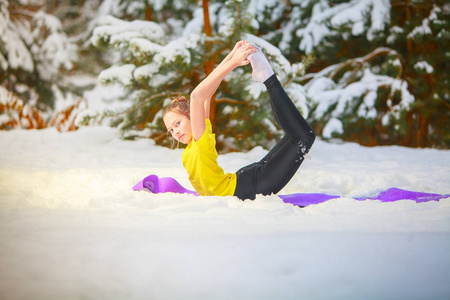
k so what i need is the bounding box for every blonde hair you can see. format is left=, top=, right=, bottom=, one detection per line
left=163, top=96, right=190, bottom=120
left=163, top=96, right=190, bottom=148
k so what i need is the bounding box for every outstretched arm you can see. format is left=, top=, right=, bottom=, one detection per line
left=189, top=41, right=256, bottom=141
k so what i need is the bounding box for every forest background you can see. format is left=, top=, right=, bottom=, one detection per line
left=1, top=0, right=449, bottom=152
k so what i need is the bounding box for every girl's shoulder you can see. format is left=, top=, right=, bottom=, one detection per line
left=188, top=119, right=215, bottom=149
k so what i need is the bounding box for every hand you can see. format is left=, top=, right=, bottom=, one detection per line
left=229, top=41, right=257, bottom=67
left=229, top=40, right=247, bottom=56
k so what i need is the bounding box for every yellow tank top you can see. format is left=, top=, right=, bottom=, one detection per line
left=182, top=119, right=237, bottom=196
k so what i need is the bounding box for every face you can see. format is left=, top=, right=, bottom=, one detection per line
left=163, top=111, right=192, bottom=144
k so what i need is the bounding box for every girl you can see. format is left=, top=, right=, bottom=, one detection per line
left=163, top=41, right=315, bottom=200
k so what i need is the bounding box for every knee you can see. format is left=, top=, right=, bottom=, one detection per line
left=294, top=129, right=315, bottom=153
left=307, top=129, right=316, bottom=149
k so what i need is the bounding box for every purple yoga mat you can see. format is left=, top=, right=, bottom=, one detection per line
left=133, top=174, right=449, bottom=207
left=133, top=174, right=198, bottom=196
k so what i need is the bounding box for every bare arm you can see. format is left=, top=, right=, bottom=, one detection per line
left=189, top=41, right=256, bottom=141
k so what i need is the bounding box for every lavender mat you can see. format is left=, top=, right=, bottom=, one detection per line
left=133, top=174, right=449, bottom=207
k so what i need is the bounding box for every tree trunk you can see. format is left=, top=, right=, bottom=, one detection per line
left=202, top=0, right=217, bottom=129
left=417, top=113, right=427, bottom=147
left=145, top=4, right=152, bottom=21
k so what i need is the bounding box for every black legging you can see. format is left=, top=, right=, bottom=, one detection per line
left=234, top=74, right=316, bottom=200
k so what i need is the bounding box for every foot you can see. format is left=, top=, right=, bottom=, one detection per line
left=247, top=45, right=274, bottom=83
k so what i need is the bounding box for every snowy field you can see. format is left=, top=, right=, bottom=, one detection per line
left=0, top=127, right=449, bottom=300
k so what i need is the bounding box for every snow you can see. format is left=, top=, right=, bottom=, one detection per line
left=245, top=80, right=266, bottom=99
left=1, top=127, right=449, bottom=300
left=153, top=38, right=192, bottom=65
left=99, top=64, right=136, bottom=86
left=91, top=15, right=165, bottom=48
left=322, top=118, right=343, bottom=138
left=407, top=5, right=440, bottom=39
left=2, top=27, right=34, bottom=72
left=297, top=0, right=391, bottom=53
left=414, top=61, right=434, bottom=74
left=30, top=11, right=77, bottom=80
left=0, top=3, right=76, bottom=80
left=0, top=0, right=8, bottom=37
left=278, top=7, right=300, bottom=52
left=1, top=1, right=449, bottom=298
left=248, top=0, right=280, bottom=22
left=182, top=6, right=204, bottom=36
left=244, top=33, right=293, bottom=78
left=306, top=65, right=414, bottom=130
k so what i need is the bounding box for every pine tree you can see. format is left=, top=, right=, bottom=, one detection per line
left=89, top=0, right=308, bottom=151
left=246, top=0, right=449, bottom=148
left=91, top=0, right=449, bottom=149
left=0, top=0, right=77, bottom=112
left=389, top=0, right=449, bottom=148
left=286, top=0, right=449, bottom=148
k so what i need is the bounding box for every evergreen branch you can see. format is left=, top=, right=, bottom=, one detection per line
left=103, top=91, right=181, bottom=118
left=152, top=132, right=169, bottom=143
left=329, top=47, right=395, bottom=81
left=283, top=55, right=313, bottom=88
left=298, top=47, right=399, bottom=83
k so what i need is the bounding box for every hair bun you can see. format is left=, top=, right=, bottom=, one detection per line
left=171, top=96, right=188, bottom=104
left=164, top=95, right=190, bottom=120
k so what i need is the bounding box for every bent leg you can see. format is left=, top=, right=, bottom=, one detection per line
left=264, top=74, right=315, bottom=142
left=254, top=134, right=312, bottom=196
left=252, top=75, right=315, bottom=196
left=235, top=49, right=315, bottom=199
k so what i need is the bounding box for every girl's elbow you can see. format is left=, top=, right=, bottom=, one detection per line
left=189, top=91, right=198, bottom=101
left=190, top=91, right=207, bottom=108
left=190, top=91, right=201, bottom=103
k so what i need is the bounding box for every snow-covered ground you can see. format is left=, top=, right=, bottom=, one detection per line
left=0, top=127, right=449, bottom=300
